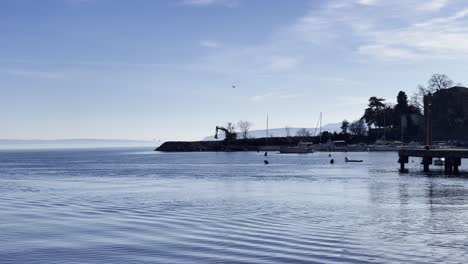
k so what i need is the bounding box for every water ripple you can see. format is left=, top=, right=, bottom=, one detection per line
left=1, top=149, right=468, bottom=263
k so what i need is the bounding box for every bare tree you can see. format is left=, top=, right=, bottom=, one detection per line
left=226, top=122, right=236, bottom=133
left=410, top=73, right=454, bottom=111
left=296, top=128, right=311, bottom=137
left=284, top=126, right=292, bottom=137
left=349, top=120, right=367, bottom=136
left=410, top=85, right=430, bottom=111
left=237, top=120, right=252, bottom=139
left=427, top=73, right=454, bottom=91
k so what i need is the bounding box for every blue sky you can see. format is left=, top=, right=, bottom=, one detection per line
left=2, top=0, right=468, bottom=141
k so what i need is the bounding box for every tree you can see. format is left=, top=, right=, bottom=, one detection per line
left=349, top=120, right=367, bottom=136
left=379, top=105, right=395, bottom=140
left=411, top=74, right=454, bottom=111
left=392, top=91, right=408, bottom=134
left=237, top=120, right=252, bottom=139
left=226, top=122, right=236, bottom=134
left=396, top=91, right=408, bottom=110
left=427, top=73, right=454, bottom=91
left=411, top=84, right=432, bottom=111
left=296, top=128, right=311, bottom=137
left=340, top=119, right=349, bottom=134
left=394, top=91, right=410, bottom=130
left=284, top=126, right=292, bottom=137
left=362, top=97, right=386, bottom=128
left=368, top=96, right=386, bottom=108
left=321, top=131, right=331, bottom=142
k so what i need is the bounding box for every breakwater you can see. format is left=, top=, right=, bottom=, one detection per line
left=156, top=137, right=312, bottom=152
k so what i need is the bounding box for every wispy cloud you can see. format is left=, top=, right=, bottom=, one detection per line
left=357, top=7, right=468, bottom=60
left=1, top=69, right=64, bottom=79
left=187, top=0, right=468, bottom=107
left=267, top=56, right=299, bottom=71
left=320, top=77, right=364, bottom=86
left=336, top=96, right=369, bottom=106
left=180, top=0, right=238, bottom=8
left=200, top=40, right=220, bottom=48
left=249, top=92, right=299, bottom=102
left=419, top=0, right=451, bottom=11
left=357, top=45, right=421, bottom=61
left=284, top=0, right=468, bottom=61
left=43, top=0, right=466, bottom=81
left=356, top=0, right=379, bottom=6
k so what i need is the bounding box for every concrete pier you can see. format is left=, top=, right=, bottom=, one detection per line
left=398, top=149, right=468, bottom=174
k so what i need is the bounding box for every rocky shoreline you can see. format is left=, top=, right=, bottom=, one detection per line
left=155, top=137, right=315, bottom=152
left=154, top=136, right=390, bottom=152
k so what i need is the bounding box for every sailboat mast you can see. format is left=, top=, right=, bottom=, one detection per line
left=319, top=112, right=322, bottom=143
left=313, top=113, right=320, bottom=136
left=266, top=114, right=269, bottom=146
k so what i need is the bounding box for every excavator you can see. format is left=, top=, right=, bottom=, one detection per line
left=215, top=126, right=237, bottom=141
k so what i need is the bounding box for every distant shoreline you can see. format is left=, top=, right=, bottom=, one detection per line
left=0, top=139, right=156, bottom=150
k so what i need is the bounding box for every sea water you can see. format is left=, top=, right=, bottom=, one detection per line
left=1, top=148, right=468, bottom=263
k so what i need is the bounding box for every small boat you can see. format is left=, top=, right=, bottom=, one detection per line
left=345, top=157, right=363, bottom=163
left=279, top=146, right=314, bottom=154
left=434, top=158, right=445, bottom=166
left=279, top=142, right=314, bottom=154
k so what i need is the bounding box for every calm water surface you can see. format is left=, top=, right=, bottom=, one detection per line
left=1, top=148, right=468, bottom=263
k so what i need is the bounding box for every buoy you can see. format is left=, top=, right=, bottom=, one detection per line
left=330, top=159, right=334, bottom=164
left=328, top=154, right=332, bottom=157
left=264, top=152, right=268, bottom=157
left=264, top=160, right=269, bottom=165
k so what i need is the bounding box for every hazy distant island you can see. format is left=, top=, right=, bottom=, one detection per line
left=0, top=139, right=155, bottom=150
left=157, top=74, right=468, bottom=152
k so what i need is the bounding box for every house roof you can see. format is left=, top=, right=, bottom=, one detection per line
left=433, top=86, right=468, bottom=96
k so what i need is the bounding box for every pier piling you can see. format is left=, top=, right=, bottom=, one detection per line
left=398, top=155, right=408, bottom=173
left=398, top=149, right=467, bottom=174
left=422, top=156, right=432, bottom=173
left=453, top=158, right=461, bottom=175
left=444, top=158, right=453, bottom=174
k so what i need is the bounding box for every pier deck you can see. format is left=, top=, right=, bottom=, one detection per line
left=398, top=148, right=468, bottom=174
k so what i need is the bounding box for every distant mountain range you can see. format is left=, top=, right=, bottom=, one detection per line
left=202, top=123, right=342, bottom=141
left=0, top=139, right=155, bottom=149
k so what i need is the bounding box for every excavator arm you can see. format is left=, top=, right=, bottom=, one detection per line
left=215, top=126, right=237, bottom=141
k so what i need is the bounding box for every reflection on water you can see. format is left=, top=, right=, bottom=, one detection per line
left=1, top=149, right=468, bottom=263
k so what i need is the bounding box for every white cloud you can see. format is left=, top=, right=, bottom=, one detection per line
left=419, top=0, right=450, bottom=11
left=180, top=0, right=238, bottom=8
left=283, top=0, right=468, bottom=61
left=177, top=0, right=468, bottom=84
left=357, top=45, right=420, bottom=61
left=358, top=7, right=468, bottom=60
left=356, top=0, right=379, bottom=6
left=200, top=40, right=219, bottom=48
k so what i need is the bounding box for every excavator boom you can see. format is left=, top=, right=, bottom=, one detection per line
left=214, top=126, right=237, bottom=141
